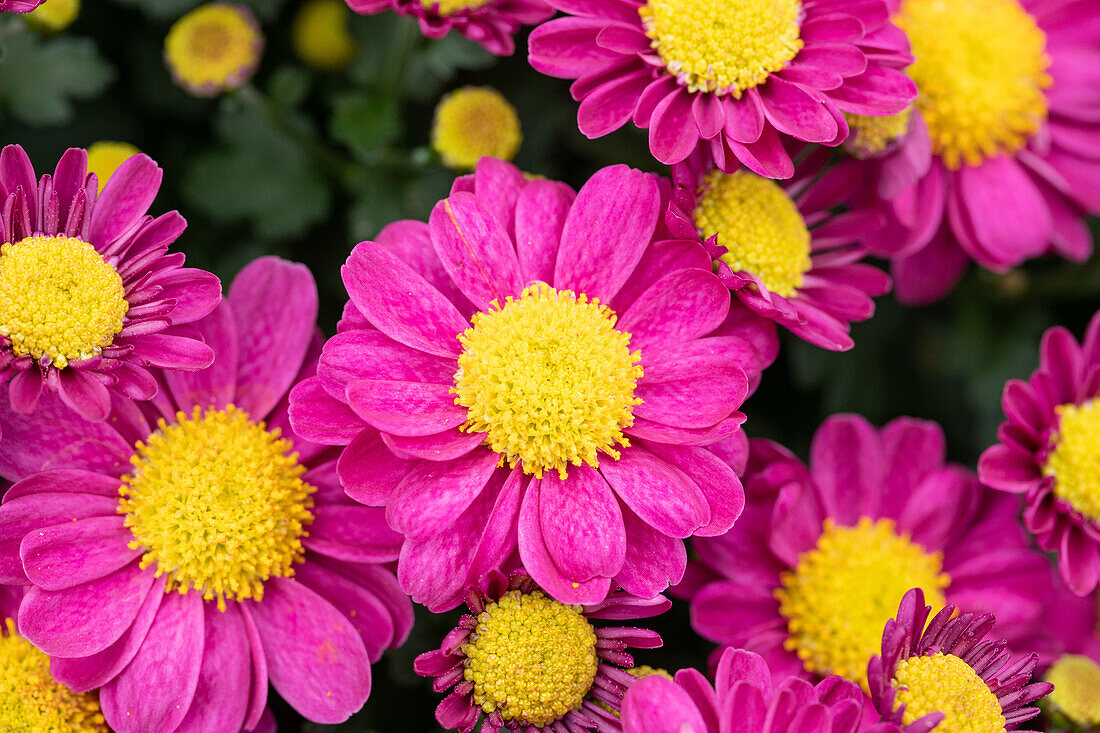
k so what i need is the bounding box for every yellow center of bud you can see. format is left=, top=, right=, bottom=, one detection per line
left=291, top=0, right=357, bottom=71
left=1045, top=399, right=1100, bottom=522
left=1045, top=654, right=1100, bottom=728
left=422, top=0, right=494, bottom=15
left=893, top=653, right=1006, bottom=732
left=431, top=86, right=523, bottom=170
left=843, top=108, right=913, bottom=156
left=164, top=3, right=261, bottom=94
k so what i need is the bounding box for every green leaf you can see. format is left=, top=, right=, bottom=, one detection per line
left=329, top=91, right=400, bottom=156
left=0, top=19, right=114, bottom=126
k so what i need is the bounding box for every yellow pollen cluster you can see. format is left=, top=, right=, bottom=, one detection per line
left=0, top=619, right=108, bottom=733
left=26, top=0, right=81, bottom=33
left=1044, top=654, right=1100, bottom=728
left=639, top=0, right=803, bottom=96
left=693, top=170, right=812, bottom=298
left=0, top=235, right=127, bottom=368
left=423, top=0, right=494, bottom=15
left=1045, top=399, right=1100, bottom=522
left=432, top=86, right=522, bottom=171
left=776, top=517, right=951, bottom=689
left=118, top=405, right=316, bottom=612
left=86, top=141, right=140, bottom=193
left=843, top=108, right=914, bottom=156
left=893, top=653, right=1006, bottom=732
left=896, top=0, right=1051, bottom=169
left=462, top=590, right=598, bottom=727
left=292, top=0, right=358, bottom=71
left=453, top=283, right=643, bottom=479
left=164, top=3, right=261, bottom=95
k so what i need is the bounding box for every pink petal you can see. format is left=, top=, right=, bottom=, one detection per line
left=173, top=603, right=251, bottom=733
left=515, top=179, right=574, bottom=283
left=809, top=414, right=885, bottom=524
left=600, top=448, right=709, bottom=538
left=955, top=157, right=1051, bottom=265
left=538, top=465, right=626, bottom=582
left=635, top=354, right=747, bottom=429
left=386, top=448, right=500, bottom=540
left=644, top=442, right=744, bottom=537
left=20, top=515, right=141, bottom=591
left=649, top=89, right=701, bottom=164
left=89, top=154, right=162, bottom=248
left=622, top=675, right=708, bottom=733
left=344, top=379, right=467, bottom=437
left=294, top=561, right=397, bottom=662
left=128, top=331, right=215, bottom=370
left=615, top=506, right=687, bottom=598
left=759, top=77, right=839, bottom=142
left=56, top=368, right=111, bottom=422
left=287, top=377, right=366, bottom=446
left=165, top=301, right=238, bottom=411
left=618, top=269, right=730, bottom=353
left=304, top=505, right=402, bottom=563
left=338, top=429, right=414, bottom=506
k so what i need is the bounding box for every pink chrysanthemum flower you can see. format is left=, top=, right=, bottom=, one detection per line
left=527, top=0, right=916, bottom=179
left=0, top=144, right=220, bottom=424
left=621, top=646, right=866, bottom=733
left=345, top=0, right=552, bottom=56
left=688, top=415, right=1052, bottom=691
left=845, top=0, right=1100, bottom=304
left=289, top=159, right=777, bottom=611
left=415, top=570, right=666, bottom=732
left=868, top=588, right=1052, bottom=731
left=0, top=257, right=413, bottom=732
left=667, top=149, right=891, bottom=351
left=979, top=309, right=1100, bottom=596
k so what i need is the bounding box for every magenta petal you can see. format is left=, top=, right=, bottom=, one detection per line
left=578, top=69, right=653, bottom=138
left=248, top=577, right=371, bottom=723
left=4, top=468, right=120, bottom=500
left=829, top=66, right=916, bottom=115
left=527, top=17, right=620, bottom=78
left=515, top=179, right=574, bottom=284
left=239, top=604, right=269, bottom=730
left=538, top=465, right=626, bottom=582
left=600, top=448, right=709, bottom=539
left=287, top=377, right=366, bottom=446
left=319, top=330, right=457, bottom=392
left=375, top=219, right=471, bottom=312
left=8, top=368, right=43, bottom=415
left=337, top=429, right=413, bottom=506
left=166, top=301, right=238, bottom=411
left=20, top=515, right=141, bottom=591
left=383, top=428, right=486, bottom=462
left=554, top=165, right=660, bottom=302
left=977, top=444, right=1041, bottom=493
left=99, top=591, right=204, bottom=733
left=128, top=332, right=215, bottom=370
left=759, top=77, right=839, bottom=142
left=88, top=154, right=161, bottom=247
left=615, top=506, right=687, bottom=598
left=56, top=368, right=111, bottom=422
left=0, top=492, right=117, bottom=583
left=892, top=227, right=968, bottom=306
left=173, top=603, right=250, bottom=733
left=344, top=379, right=467, bottom=437
left=643, top=442, right=744, bottom=537
left=956, top=157, right=1051, bottom=265
left=305, top=505, right=402, bottom=563
left=649, top=89, right=702, bottom=164
left=228, top=257, right=319, bottom=420
left=386, top=448, right=500, bottom=540
left=809, top=414, right=885, bottom=524
left=294, top=562, right=396, bottom=662
left=622, top=675, right=708, bottom=733
left=635, top=354, right=747, bottom=429
left=152, top=267, right=221, bottom=324
left=618, top=269, right=730, bottom=353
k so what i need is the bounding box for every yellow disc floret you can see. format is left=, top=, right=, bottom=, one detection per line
left=164, top=3, right=262, bottom=96
left=1045, top=654, right=1100, bottom=728
left=0, top=235, right=127, bottom=368
left=1045, top=399, right=1100, bottom=522
left=86, top=141, right=140, bottom=193
left=453, top=283, right=642, bottom=479
left=119, top=405, right=316, bottom=612
left=26, top=0, right=81, bottom=33
left=896, top=0, right=1051, bottom=169
left=893, top=653, right=1006, bottom=732
left=422, top=0, right=494, bottom=16
left=292, top=0, right=357, bottom=71
left=694, top=170, right=812, bottom=298
left=432, top=86, right=522, bottom=170
left=462, top=590, right=598, bottom=727
left=639, top=0, right=803, bottom=96
left=0, top=619, right=108, bottom=733
left=776, top=517, right=951, bottom=689
left=843, top=108, right=913, bottom=156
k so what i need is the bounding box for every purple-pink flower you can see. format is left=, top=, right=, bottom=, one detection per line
left=0, top=257, right=413, bottom=732
left=0, top=145, right=220, bottom=424
left=527, top=0, right=916, bottom=178
left=979, top=309, right=1100, bottom=595
left=289, top=158, right=777, bottom=611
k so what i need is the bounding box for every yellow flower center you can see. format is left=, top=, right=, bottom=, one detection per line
left=431, top=86, right=523, bottom=171
left=462, top=590, right=598, bottom=727
left=422, top=0, right=494, bottom=14
left=893, top=653, right=1006, bottom=732
left=0, top=619, right=108, bottom=733
left=1045, top=654, right=1100, bottom=728
left=776, top=517, right=951, bottom=689
left=26, top=0, right=81, bottom=33
left=843, top=108, right=914, bottom=156
left=292, top=0, right=357, bottom=71
left=118, top=405, right=316, bottom=612
left=0, top=235, right=128, bottom=369
left=453, top=283, right=643, bottom=479
left=896, top=0, right=1051, bottom=169
left=639, top=0, right=803, bottom=96
left=1044, top=399, right=1100, bottom=522
left=86, top=141, right=140, bottom=193
left=693, top=170, right=812, bottom=298
left=164, top=3, right=261, bottom=93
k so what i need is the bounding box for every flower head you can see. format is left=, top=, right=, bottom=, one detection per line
left=289, top=158, right=778, bottom=611
left=432, top=86, right=522, bottom=170
left=415, top=570, right=667, bottom=732
left=0, top=144, right=219, bottom=424
left=528, top=0, right=916, bottom=178
left=979, top=309, right=1100, bottom=595
left=292, top=0, right=357, bottom=71
left=85, top=141, right=140, bottom=193
left=621, top=646, right=864, bottom=733
left=0, top=257, right=413, bottom=732
left=690, top=415, right=1051, bottom=690
left=868, top=588, right=1052, bottom=731
left=667, top=149, right=891, bottom=350
left=164, top=3, right=263, bottom=96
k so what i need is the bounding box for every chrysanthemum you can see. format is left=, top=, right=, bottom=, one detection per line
left=415, top=570, right=666, bottom=732
left=621, top=646, right=865, bottom=733
left=289, top=159, right=777, bottom=611
left=689, top=415, right=1051, bottom=690
left=979, top=309, right=1100, bottom=595
left=0, top=257, right=413, bottom=732
left=85, top=141, right=140, bottom=194
left=345, top=0, right=552, bottom=56
left=527, top=0, right=916, bottom=178
left=846, top=0, right=1100, bottom=304
left=292, top=0, right=358, bottom=71
left=868, top=588, right=1052, bottom=731
left=432, top=87, right=523, bottom=170
left=0, top=144, right=219, bottom=424
left=164, top=3, right=264, bottom=97
left=667, top=149, right=891, bottom=351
